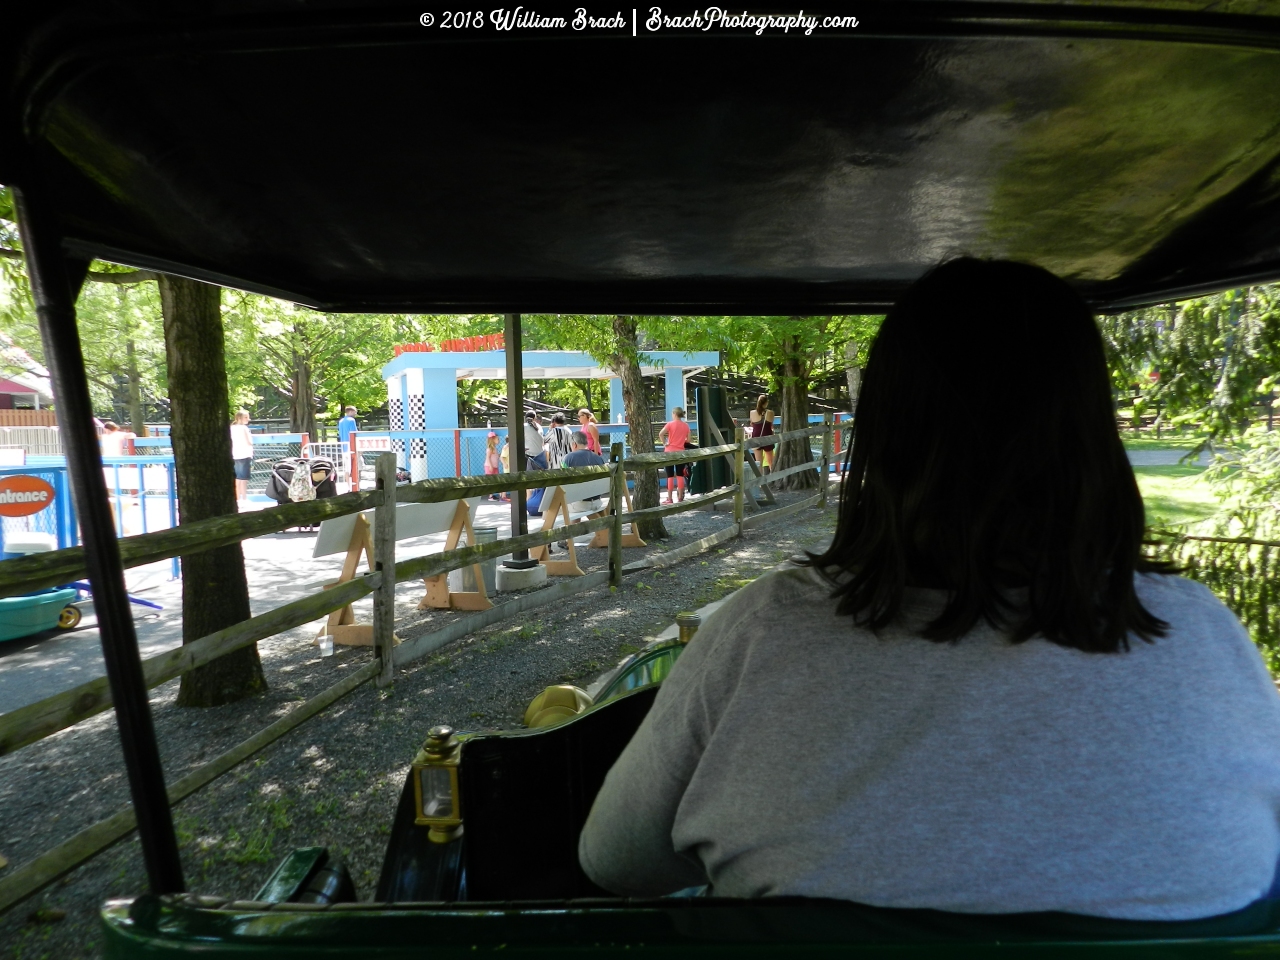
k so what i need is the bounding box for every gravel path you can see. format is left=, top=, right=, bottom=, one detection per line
left=0, top=489, right=838, bottom=959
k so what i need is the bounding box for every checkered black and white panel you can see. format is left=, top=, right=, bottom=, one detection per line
left=408, top=427, right=428, bottom=481
left=407, top=394, right=426, bottom=430
left=387, top=386, right=407, bottom=469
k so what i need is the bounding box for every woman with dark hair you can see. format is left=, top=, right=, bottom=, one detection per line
left=580, top=259, right=1280, bottom=920
left=748, top=394, right=775, bottom=475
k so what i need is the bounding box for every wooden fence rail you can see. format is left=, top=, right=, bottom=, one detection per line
left=0, top=660, right=380, bottom=916
left=0, top=573, right=380, bottom=756
left=394, top=464, right=610, bottom=503
left=623, top=442, right=738, bottom=470
left=744, top=423, right=826, bottom=450
left=0, top=420, right=840, bottom=913
left=0, top=489, right=386, bottom=598
left=623, top=486, right=738, bottom=523
left=745, top=459, right=819, bottom=489
left=394, top=515, right=614, bottom=582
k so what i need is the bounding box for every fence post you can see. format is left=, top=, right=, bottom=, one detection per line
left=821, top=413, right=833, bottom=509
left=609, top=442, right=624, bottom=588
left=733, top=427, right=745, bottom=526
left=454, top=429, right=462, bottom=478
left=373, top=452, right=397, bottom=687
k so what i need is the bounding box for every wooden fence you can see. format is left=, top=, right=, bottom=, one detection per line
left=1149, top=531, right=1280, bottom=674
left=0, top=417, right=837, bottom=913
left=0, top=409, right=58, bottom=427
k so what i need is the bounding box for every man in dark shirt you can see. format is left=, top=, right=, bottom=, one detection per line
left=554, top=432, right=607, bottom=550
left=562, top=431, right=605, bottom=468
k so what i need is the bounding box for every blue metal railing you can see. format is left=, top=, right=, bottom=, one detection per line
left=6, top=456, right=181, bottom=576
left=0, top=464, right=77, bottom=560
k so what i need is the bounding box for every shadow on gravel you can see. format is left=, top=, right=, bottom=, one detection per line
left=0, top=494, right=839, bottom=960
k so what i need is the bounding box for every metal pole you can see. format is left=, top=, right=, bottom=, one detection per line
left=504, top=314, right=536, bottom=568
left=13, top=187, right=185, bottom=895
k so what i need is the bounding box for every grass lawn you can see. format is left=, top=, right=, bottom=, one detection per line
left=1133, top=463, right=1220, bottom=530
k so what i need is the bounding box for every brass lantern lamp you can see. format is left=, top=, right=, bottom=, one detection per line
left=412, top=725, right=463, bottom=843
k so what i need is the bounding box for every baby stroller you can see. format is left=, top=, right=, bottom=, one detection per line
left=266, top=456, right=337, bottom=530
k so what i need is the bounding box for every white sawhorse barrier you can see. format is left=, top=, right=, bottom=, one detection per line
left=529, top=477, right=644, bottom=577
left=312, top=496, right=487, bottom=646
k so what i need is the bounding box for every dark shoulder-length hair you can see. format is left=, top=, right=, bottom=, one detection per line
left=808, top=258, right=1167, bottom=653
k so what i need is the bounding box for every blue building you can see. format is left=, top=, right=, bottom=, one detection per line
left=381, top=349, right=719, bottom=479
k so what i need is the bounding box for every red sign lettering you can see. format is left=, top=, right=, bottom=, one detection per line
left=394, top=333, right=504, bottom=357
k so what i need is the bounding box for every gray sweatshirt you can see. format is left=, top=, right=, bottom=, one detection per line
left=579, top=564, right=1280, bottom=920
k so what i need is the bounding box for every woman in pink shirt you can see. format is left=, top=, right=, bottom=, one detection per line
left=577, top=408, right=602, bottom=455
left=658, top=407, right=691, bottom=504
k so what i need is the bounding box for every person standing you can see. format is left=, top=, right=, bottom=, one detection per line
left=748, top=394, right=775, bottom=475
left=99, top=421, right=126, bottom=457
left=523, top=412, right=550, bottom=515
left=337, top=406, right=358, bottom=447
left=230, top=409, right=254, bottom=503
left=545, top=413, right=575, bottom=469
left=524, top=411, right=548, bottom=470
left=577, top=408, right=602, bottom=455
left=551, top=431, right=608, bottom=550
left=658, top=407, right=691, bottom=504
left=484, top=431, right=508, bottom=502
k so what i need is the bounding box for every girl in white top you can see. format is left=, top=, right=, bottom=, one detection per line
left=230, top=410, right=254, bottom=502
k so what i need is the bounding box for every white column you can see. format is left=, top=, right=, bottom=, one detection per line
left=386, top=374, right=406, bottom=470
left=664, top=366, right=686, bottom=418
left=609, top=377, right=625, bottom=423
left=404, top=367, right=428, bottom=481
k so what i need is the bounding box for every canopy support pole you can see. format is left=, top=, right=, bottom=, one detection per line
left=13, top=187, right=185, bottom=896
left=503, top=313, right=536, bottom=568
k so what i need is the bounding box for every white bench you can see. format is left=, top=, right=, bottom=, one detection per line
left=311, top=497, right=488, bottom=645
left=530, top=476, right=644, bottom=576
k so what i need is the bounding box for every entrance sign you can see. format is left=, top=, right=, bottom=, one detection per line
left=0, top=475, right=56, bottom=517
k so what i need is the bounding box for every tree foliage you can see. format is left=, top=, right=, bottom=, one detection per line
left=643, top=315, right=882, bottom=488
left=523, top=314, right=670, bottom=535
left=1100, top=285, right=1280, bottom=440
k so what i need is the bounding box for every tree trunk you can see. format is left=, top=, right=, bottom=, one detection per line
left=159, top=275, right=266, bottom=707
left=843, top=340, right=861, bottom=414
left=775, top=329, right=817, bottom=491
left=611, top=315, right=667, bottom=540
left=289, top=346, right=316, bottom=439
left=126, top=339, right=147, bottom=436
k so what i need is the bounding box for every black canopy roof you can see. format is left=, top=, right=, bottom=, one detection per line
left=5, top=1, right=1280, bottom=313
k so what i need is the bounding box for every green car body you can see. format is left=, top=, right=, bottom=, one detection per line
left=101, top=648, right=1280, bottom=956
